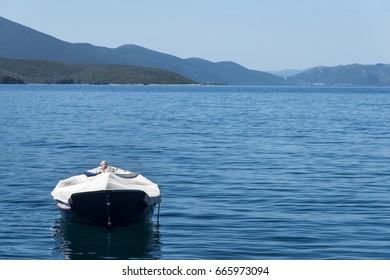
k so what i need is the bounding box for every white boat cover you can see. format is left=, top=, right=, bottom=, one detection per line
left=51, top=166, right=161, bottom=206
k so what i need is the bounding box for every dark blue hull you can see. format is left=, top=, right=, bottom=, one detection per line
left=56, top=190, right=156, bottom=228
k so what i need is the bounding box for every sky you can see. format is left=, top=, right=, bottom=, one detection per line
left=1, top=0, right=390, bottom=71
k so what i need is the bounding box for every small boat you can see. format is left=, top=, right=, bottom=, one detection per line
left=51, top=162, right=161, bottom=228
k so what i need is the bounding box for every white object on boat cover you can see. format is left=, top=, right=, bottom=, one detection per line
left=51, top=168, right=160, bottom=206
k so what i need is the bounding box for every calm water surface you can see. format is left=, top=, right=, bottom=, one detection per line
left=0, top=85, right=389, bottom=259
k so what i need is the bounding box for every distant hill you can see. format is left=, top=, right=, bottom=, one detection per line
left=0, top=57, right=195, bottom=84
left=2, top=16, right=390, bottom=86
left=287, top=64, right=390, bottom=86
left=0, top=16, right=284, bottom=85
left=185, top=58, right=283, bottom=85
left=267, top=69, right=306, bottom=77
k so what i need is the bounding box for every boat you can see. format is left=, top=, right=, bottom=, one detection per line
left=51, top=162, right=161, bottom=228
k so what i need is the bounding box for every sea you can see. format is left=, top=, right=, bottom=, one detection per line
left=0, top=84, right=389, bottom=260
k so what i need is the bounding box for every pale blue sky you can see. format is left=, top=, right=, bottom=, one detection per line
left=1, top=0, right=389, bottom=71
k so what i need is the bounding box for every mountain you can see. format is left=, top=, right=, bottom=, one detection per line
left=0, top=16, right=284, bottom=85
left=2, top=16, right=389, bottom=86
left=287, top=64, right=390, bottom=86
left=0, top=57, right=194, bottom=84
left=267, top=69, right=306, bottom=77
left=185, top=58, right=283, bottom=85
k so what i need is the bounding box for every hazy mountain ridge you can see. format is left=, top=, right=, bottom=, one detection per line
left=1, top=16, right=390, bottom=86
left=286, top=64, right=390, bottom=86
left=267, top=69, right=306, bottom=77
left=0, top=16, right=283, bottom=85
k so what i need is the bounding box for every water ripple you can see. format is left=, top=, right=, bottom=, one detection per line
left=1, top=85, right=389, bottom=259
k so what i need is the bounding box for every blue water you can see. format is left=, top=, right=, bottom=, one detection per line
left=0, top=84, right=389, bottom=260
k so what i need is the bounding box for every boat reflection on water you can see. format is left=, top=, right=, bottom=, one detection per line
left=52, top=219, right=161, bottom=260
